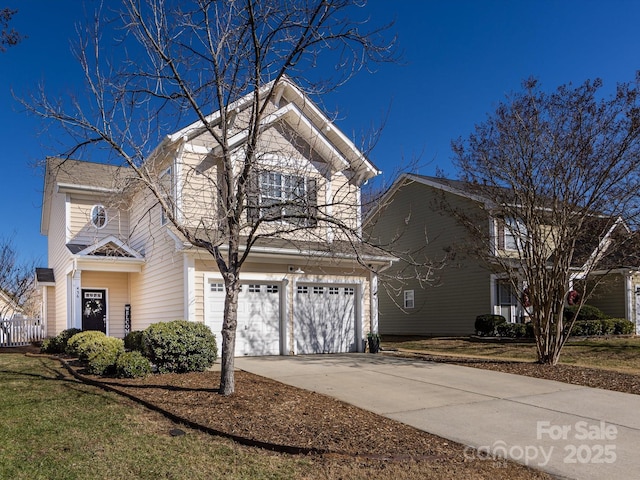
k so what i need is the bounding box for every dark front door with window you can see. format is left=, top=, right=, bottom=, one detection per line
left=82, top=289, right=107, bottom=333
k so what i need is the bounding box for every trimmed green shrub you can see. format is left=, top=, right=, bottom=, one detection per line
left=86, top=337, right=125, bottom=376
left=66, top=330, right=123, bottom=362
left=569, top=318, right=634, bottom=336
left=600, top=318, right=616, bottom=335
left=564, top=304, right=607, bottom=321
left=115, top=351, right=151, bottom=378
left=474, top=314, right=506, bottom=336
left=613, top=318, right=635, bottom=335
left=124, top=330, right=144, bottom=352
left=496, top=322, right=528, bottom=338
left=40, top=328, right=83, bottom=354
left=142, top=320, right=217, bottom=373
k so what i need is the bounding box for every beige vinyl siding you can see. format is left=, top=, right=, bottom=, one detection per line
left=81, top=271, right=130, bottom=338
left=329, top=171, right=359, bottom=231
left=44, top=287, right=56, bottom=337
left=67, top=195, right=130, bottom=245
left=177, top=150, right=219, bottom=227
left=588, top=273, right=627, bottom=319
left=128, top=186, right=185, bottom=331
left=369, top=181, right=491, bottom=336
left=48, top=190, right=73, bottom=335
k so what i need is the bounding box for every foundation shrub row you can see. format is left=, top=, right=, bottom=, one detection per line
left=41, top=320, right=217, bottom=378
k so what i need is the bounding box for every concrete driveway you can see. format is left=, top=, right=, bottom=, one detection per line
left=235, top=354, right=640, bottom=480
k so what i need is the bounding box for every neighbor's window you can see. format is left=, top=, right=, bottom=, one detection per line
left=403, top=290, right=415, bottom=309
left=497, top=216, right=527, bottom=251
left=91, top=205, right=107, bottom=229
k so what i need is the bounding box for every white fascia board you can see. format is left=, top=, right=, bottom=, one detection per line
left=578, top=216, right=629, bottom=274
left=56, top=183, right=119, bottom=195
left=279, top=80, right=380, bottom=178
left=168, top=81, right=278, bottom=143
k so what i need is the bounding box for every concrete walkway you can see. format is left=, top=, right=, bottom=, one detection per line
left=235, top=354, right=640, bottom=480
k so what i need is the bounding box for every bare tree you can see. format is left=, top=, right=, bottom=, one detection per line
left=0, top=235, right=36, bottom=346
left=0, top=8, right=23, bottom=52
left=451, top=76, right=640, bottom=365
left=25, top=0, right=398, bottom=395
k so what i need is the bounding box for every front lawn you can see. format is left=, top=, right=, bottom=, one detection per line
left=0, top=354, right=307, bottom=480
left=381, top=336, right=640, bottom=374
left=0, top=353, right=550, bottom=480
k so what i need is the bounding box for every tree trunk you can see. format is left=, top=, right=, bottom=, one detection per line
left=219, top=274, right=240, bottom=396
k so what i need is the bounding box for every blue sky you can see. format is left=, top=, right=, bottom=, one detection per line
left=1, top=0, right=640, bottom=265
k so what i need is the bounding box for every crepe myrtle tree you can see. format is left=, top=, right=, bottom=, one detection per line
left=25, top=0, right=399, bottom=395
left=450, top=76, right=640, bottom=365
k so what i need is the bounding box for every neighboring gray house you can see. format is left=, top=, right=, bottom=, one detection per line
left=365, top=173, right=640, bottom=336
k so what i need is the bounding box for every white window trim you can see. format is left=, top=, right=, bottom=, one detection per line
left=91, top=204, right=107, bottom=229
left=403, top=289, right=415, bottom=309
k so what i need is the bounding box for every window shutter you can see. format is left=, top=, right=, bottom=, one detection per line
left=247, top=173, right=260, bottom=224
left=307, top=178, right=318, bottom=226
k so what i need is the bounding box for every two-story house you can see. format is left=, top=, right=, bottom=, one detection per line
left=365, top=173, right=640, bottom=336
left=38, top=78, right=392, bottom=355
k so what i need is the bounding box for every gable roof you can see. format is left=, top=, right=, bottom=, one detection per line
left=158, top=76, right=380, bottom=183
left=67, top=236, right=144, bottom=259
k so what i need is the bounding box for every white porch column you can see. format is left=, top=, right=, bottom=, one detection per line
left=280, top=278, right=289, bottom=355
left=369, top=271, right=379, bottom=333
left=184, top=254, right=196, bottom=321
left=356, top=282, right=364, bottom=352
left=71, top=270, right=82, bottom=330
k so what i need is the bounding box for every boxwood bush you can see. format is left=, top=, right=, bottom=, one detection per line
left=569, top=318, right=635, bottom=336
left=66, top=330, right=124, bottom=362
left=40, top=328, right=83, bottom=354
left=124, top=330, right=144, bottom=352
left=564, top=304, right=607, bottom=321
left=86, top=337, right=125, bottom=376
left=142, top=320, right=217, bottom=373
left=496, top=322, right=528, bottom=338
left=475, top=314, right=506, bottom=336
left=115, top=351, right=151, bottom=378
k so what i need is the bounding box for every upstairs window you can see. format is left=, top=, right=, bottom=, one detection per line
left=247, top=171, right=317, bottom=226
left=91, top=205, right=107, bottom=229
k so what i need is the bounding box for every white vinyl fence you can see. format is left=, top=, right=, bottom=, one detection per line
left=0, top=317, right=45, bottom=347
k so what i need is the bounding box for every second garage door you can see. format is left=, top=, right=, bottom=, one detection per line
left=294, top=284, right=356, bottom=354
left=205, top=281, right=281, bottom=356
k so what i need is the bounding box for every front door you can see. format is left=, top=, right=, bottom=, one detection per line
left=82, top=289, right=107, bottom=333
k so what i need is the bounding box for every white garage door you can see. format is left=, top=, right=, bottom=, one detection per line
left=294, top=284, right=356, bottom=354
left=205, top=281, right=281, bottom=356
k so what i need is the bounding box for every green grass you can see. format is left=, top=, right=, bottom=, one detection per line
left=382, top=336, right=640, bottom=374
left=0, top=354, right=310, bottom=480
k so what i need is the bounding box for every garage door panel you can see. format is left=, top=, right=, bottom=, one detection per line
left=205, top=281, right=281, bottom=356
left=295, top=285, right=356, bottom=354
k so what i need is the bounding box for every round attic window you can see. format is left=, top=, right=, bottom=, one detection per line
left=91, top=205, right=107, bottom=229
